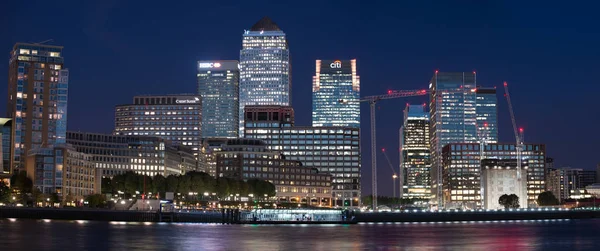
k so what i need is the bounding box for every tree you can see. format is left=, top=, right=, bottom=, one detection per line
left=537, top=191, right=560, bottom=206
left=189, top=172, right=205, bottom=194
left=101, top=177, right=113, bottom=194
left=216, top=177, right=230, bottom=199
left=499, top=194, right=520, bottom=209
left=177, top=174, right=192, bottom=194
left=124, top=172, right=139, bottom=195
left=31, top=188, right=43, bottom=206
left=10, top=171, right=33, bottom=194
left=85, top=194, right=106, bottom=208
left=111, top=174, right=126, bottom=194
left=49, top=193, right=60, bottom=204
left=153, top=175, right=166, bottom=197
left=0, top=180, right=10, bottom=203
left=166, top=175, right=179, bottom=193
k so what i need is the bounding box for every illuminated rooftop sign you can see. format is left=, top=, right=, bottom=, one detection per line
left=198, top=62, right=222, bottom=69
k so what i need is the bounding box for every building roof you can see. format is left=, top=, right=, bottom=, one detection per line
left=250, top=16, right=281, bottom=31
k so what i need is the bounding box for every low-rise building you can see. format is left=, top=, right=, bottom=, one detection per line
left=481, top=159, right=528, bottom=209
left=546, top=167, right=597, bottom=201
left=0, top=118, right=14, bottom=181
left=199, top=138, right=229, bottom=177
left=216, top=139, right=332, bottom=206
left=26, top=144, right=100, bottom=201
left=585, top=183, right=600, bottom=197
left=66, top=131, right=197, bottom=177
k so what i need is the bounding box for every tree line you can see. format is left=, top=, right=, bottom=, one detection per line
left=361, top=195, right=428, bottom=208
left=102, top=171, right=276, bottom=200
left=0, top=171, right=61, bottom=205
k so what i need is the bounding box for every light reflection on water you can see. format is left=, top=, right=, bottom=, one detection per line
left=0, top=219, right=598, bottom=250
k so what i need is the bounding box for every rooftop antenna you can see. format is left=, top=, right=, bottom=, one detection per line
left=34, top=39, right=54, bottom=45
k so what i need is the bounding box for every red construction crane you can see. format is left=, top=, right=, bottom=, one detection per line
left=340, top=89, right=428, bottom=211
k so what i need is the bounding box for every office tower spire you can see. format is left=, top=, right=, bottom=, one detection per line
left=250, top=16, right=281, bottom=31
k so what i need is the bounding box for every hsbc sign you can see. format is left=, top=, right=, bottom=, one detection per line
left=330, top=60, right=342, bottom=68
left=198, top=62, right=222, bottom=69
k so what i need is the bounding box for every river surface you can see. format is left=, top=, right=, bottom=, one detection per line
left=1, top=218, right=599, bottom=250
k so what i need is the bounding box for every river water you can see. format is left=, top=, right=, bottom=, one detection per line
left=1, top=218, right=598, bottom=250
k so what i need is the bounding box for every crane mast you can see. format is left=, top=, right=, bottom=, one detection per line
left=341, top=89, right=427, bottom=211
left=381, top=148, right=398, bottom=198
left=503, top=82, right=523, bottom=184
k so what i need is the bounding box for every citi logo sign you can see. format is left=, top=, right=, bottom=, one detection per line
left=330, top=60, right=342, bottom=68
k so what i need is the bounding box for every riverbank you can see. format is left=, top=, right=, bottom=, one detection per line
left=1, top=207, right=598, bottom=224
left=355, top=209, right=600, bottom=222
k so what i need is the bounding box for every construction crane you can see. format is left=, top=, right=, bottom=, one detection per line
left=503, top=82, right=524, bottom=194
left=381, top=148, right=398, bottom=198
left=340, top=89, right=428, bottom=211
left=477, top=122, right=489, bottom=207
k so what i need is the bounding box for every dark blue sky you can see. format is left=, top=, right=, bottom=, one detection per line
left=2, top=0, right=599, bottom=196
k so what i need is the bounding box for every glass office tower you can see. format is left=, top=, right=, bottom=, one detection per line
left=239, top=16, right=291, bottom=137
left=312, top=59, right=360, bottom=128
left=476, top=87, right=498, bottom=143
left=429, top=71, right=498, bottom=207
left=7, top=43, right=69, bottom=173
left=197, top=60, right=239, bottom=138
left=399, top=105, right=431, bottom=199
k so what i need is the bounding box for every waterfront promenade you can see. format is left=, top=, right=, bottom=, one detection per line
left=1, top=207, right=599, bottom=224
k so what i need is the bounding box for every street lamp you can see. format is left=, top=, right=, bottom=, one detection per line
left=392, top=174, right=398, bottom=198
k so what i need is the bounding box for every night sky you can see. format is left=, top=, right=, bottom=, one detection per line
left=1, top=1, right=599, bottom=196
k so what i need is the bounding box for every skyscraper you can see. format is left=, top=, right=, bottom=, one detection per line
left=114, top=95, right=202, bottom=156
left=312, top=59, right=360, bottom=128
left=475, top=87, right=498, bottom=143
left=7, top=43, right=69, bottom=173
left=239, top=16, right=291, bottom=137
left=428, top=71, right=498, bottom=207
left=197, top=60, right=239, bottom=138
left=399, top=104, right=431, bottom=199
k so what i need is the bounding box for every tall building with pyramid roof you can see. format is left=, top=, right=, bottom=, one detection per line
left=239, top=17, right=291, bottom=137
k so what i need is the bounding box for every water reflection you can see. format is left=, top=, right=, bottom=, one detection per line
left=0, top=219, right=598, bottom=250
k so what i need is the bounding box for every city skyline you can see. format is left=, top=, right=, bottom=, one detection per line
left=1, top=1, right=599, bottom=197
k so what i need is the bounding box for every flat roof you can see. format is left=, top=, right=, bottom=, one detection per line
left=14, top=42, right=63, bottom=49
